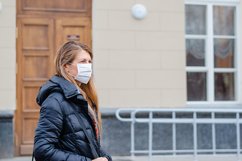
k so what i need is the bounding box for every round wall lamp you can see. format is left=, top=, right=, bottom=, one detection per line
left=131, top=4, right=147, bottom=20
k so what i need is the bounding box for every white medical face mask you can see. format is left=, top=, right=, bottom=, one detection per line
left=75, top=63, right=92, bottom=84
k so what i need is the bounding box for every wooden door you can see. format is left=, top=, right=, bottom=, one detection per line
left=16, top=0, right=91, bottom=156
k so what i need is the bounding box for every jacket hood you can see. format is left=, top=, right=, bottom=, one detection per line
left=36, top=75, right=80, bottom=106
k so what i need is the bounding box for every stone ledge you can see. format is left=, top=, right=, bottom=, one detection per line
left=0, top=110, right=14, bottom=159
left=0, top=110, right=14, bottom=119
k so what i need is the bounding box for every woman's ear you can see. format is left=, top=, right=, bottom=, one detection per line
left=63, top=64, right=70, bottom=73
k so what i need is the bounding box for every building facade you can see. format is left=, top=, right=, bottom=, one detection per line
left=0, top=0, right=241, bottom=158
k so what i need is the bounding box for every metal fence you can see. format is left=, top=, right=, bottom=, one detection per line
left=116, top=108, right=242, bottom=161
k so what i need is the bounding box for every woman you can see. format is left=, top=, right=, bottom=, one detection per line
left=34, top=41, right=112, bottom=161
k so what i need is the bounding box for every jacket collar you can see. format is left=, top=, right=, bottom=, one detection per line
left=50, top=75, right=89, bottom=113
left=50, top=75, right=80, bottom=99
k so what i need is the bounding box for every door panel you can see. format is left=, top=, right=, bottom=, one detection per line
left=23, top=0, right=87, bottom=11
left=18, top=0, right=91, bottom=15
left=56, top=17, right=91, bottom=50
left=23, top=56, right=49, bottom=79
left=22, top=24, right=49, bottom=50
left=23, top=86, right=40, bottom=111
left=16, top=18, right=54, bottom=155
left=22, top=118, right=38, bottom=144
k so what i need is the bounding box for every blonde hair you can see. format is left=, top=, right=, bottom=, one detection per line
left=54, top=41, right=102, bottom=129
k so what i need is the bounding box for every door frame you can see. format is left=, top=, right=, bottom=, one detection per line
left=15, top=0, right=92, bottom=156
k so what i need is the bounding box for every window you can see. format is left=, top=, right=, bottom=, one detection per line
left=185, top=1, right=239, bottom=103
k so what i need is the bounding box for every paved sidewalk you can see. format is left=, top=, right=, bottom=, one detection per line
left=1, top=155, right=242, bottom=161
left=0, top=156, right=133, bottom=161
left=0, top=156, right=132, bottom=161
left=0, top=157, right=31, bottom=161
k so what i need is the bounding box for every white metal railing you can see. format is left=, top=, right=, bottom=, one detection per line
left=116, top=108, right=242, bottom=161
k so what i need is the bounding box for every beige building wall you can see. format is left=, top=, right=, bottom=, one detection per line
left=0, top=0, right=16, bottom=111
left=92, top=0, right=186, bottom=108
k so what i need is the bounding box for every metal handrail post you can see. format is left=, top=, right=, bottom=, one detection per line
left=172, top=111, right=176, bottom=155
left=236, top=112, right=241, bottom=161
left=148, top=112, right=153, bottom=161
left=193, top=112, right=198, bottom=161
left=131, top=112, right=135, bottom=158
left=212, top=112, right=216, bottom=155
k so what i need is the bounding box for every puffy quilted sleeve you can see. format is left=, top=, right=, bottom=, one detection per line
left=34, top=96, right=91, bottom=161
left=99, top=145, right=112, bottom=161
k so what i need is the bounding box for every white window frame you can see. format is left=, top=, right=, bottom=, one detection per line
left=185, top=0, right=241, bottom=105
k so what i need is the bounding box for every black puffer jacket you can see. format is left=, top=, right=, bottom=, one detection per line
left=34, top=75, right=112, bottom=161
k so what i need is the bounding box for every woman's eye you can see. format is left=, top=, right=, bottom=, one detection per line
left=79, top=60, right=92, bottom=63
